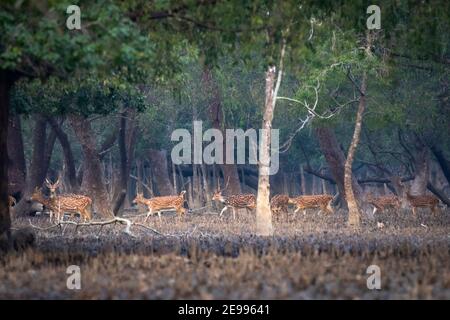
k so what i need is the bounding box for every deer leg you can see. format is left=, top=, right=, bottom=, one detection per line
left=233, top=207, right=236, bottom=220
left=219, top=206, right=228, bottom=217
left=144, top=208, right=153, bottom=222
left=412, top=207, right=417, bottom=216
left=157, top=211, right=162, bottom=222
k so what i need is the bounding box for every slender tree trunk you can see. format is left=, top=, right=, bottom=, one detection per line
left=47, top=117, right=78, bottom=191
left=8, top=114, right=26, bottom=197
left=300, top=165, right=306, bottom=195
left=201, top=163, right=211, bottom=203
left=202, top=66, right=241, bottom=194
left=69, top=115, right=113, bottom=218
left=172, top=162, right=178, bottom=194
left=256, top=66, right=277, bottom=236
left=345, top=72, right=367, bottom=227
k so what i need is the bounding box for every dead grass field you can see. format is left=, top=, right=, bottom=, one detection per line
left=1, top=208, right=450, bottom=299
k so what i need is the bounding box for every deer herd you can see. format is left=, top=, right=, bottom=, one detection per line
left=6, top=175, right=443, bottom=225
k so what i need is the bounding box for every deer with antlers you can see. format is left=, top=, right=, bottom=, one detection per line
left=288, top=194, right=334, bottom=216
left=133, top=191, right=187, bottom=222
left=32, top=177, right=93, bottom=223
left=212, top=178, right=256, bottom=220
left=366, top=193, right=401, bottom=214
left=270, top=194, right=290, bottom=215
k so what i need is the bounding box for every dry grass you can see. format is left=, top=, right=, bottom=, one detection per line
left=1, top=207, right=449, bottom=299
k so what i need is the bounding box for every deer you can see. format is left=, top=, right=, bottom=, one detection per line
left=31, top=187, right=93, bottom=223
left=270, top=194, right=290, bottom=215
left=211, top=178, right=256, bottom=220
left=288, top=194, right=334, bottom=216
left=133, top=191, right=187, bottom=222
left=406, top=191, right=439, bottom=215
left=366, top=193, right=400, bottom=214
left=399, top=181, right=440, bottom=215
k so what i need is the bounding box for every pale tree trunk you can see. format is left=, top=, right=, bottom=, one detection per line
left=300, top=165, right=306, bottom=195
left=202, top=66, right=241, bottom=194
left=201, top=163, right=211, bottom=203
left=315, top=127, right=363, bottom=208
left=172, top=162, right=178, bottom=194
left=69, top=115, right=113, bottom=219
left=256, top=66, right=277, bottom=236
left=346, top=72, right=367, bottom=227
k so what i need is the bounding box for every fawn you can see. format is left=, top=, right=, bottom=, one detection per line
left=133, top=191, right=187, bottom=222
left=366, top=193, right=400, bottom=214
left=288, top=194, right=334, bottom=215
left=31, top=187, right=93, bottom=222
left=211, top=179, right=256, bottom=220
left=270, top=194, right=290, bottom=215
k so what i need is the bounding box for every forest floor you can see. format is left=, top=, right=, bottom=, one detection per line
left=1, top=207, right=450, bottom=299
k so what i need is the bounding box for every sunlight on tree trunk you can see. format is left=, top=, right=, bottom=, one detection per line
left=256, top=66, right=277, bottom=236
left=346, top=72, right=367, bottom=228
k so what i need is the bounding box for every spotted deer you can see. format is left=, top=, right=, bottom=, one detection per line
left=288, top=194, right=334, bottom=215
left=31, top=187, right=93, bottom=222
left=133, top=191, right=187, bottom=222
left=398, top=181, right=440, bottom=215
left=366, top=194, right=400, bottom=214
left=405, top=190, right=439, bottom=215
left=270, top=194, right=290, bottom=215
left=212, top=179, right=256, bottom=220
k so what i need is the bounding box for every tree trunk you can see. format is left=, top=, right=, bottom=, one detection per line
left=202, top=66, right=241, bottom=195
left=7, top=114, right=26, bottom=197
left=256, top=66, right=277, bottom=236
left=430, top=144, right=450, bottom=185
left=28, top=115, right=48, bottom=192
left=410, top=141, right=430, bottom=195
left=300, top=165, right=306, bottom=195
left=147, top=149, right=175, bottom=196
left=113, top=108, right=137, bottom=214
left=69, top=115, right=113, bottom=218
left=315, top=127, right=363, bottom=208
left=345, top=72, right=367, bottom=227
left=0, top=70, right=13, bottom=248
left=201, top=163, right=211, bottom=204
left=47, top=117, right=78, bottom=191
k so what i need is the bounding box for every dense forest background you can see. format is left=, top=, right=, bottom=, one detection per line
left=1, top=0, right=449, bottom=240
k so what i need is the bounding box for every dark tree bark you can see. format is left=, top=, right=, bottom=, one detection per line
left=7, top=114, right=26, bottom=197
left=0, top=70, right=13, bottom=248
left=69, top=115, right=113, bottom=218
left=27, top=115, right=48, bottom=192
left=47, top=117, right=78, bottom=191
left=202, top=66, right=241, bottom=194
left=147, top=149, right=175, bottom=196
left=112, top=108, right=137, bottom=214
left=429, top=144, right=450, bottom=185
